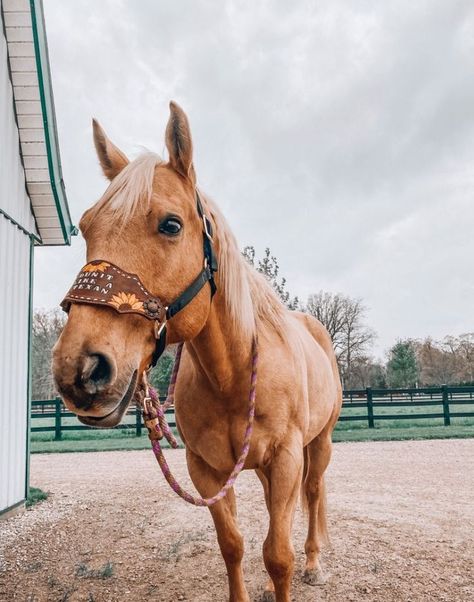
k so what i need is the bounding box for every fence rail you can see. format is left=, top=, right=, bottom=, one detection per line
left=31, top=385, right=474, bottom=439
left=31, top=397, right=175, bottom=440
left=340, top=385, right=474, bottom=428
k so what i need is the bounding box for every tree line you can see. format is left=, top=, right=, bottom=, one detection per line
left=243, top=246, right=473, bottom=390
left=31, top=247, right=473, bottom=398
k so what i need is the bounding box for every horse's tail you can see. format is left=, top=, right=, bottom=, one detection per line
left=300, top=446, right=329, bottom=546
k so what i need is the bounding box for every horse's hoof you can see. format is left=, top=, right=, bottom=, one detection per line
left=260, top=591, right=276, bottom=602
left=302, top=567, right=328, bottom=586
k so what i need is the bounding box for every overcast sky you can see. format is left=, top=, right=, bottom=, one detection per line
left=35, top=0, right=474, bottom=358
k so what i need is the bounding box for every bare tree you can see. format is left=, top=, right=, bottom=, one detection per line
left=455, top=333, right=474, bottom=383
left=242, top=245, right=299, bottom=309
left=305, top=291, right=347, bottom=356
left=415, top=333, right=474, bottom=385
left=349, top=356, right=386, bottom=389
left=305, top=291, right=376, bottom=388
left=32, top=309, right=66, bottom=399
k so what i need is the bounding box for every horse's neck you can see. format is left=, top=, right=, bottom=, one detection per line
left=186, top=294, right=254, bottom=396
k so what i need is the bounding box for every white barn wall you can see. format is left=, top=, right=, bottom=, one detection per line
left=0, top=216, right=31, bottom=513
left=0, top=5, right=33, bottom=513
left=1, top=0, right=73, bottom=515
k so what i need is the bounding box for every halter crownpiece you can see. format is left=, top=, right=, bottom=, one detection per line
left=60, top=191, right=218, bottom=367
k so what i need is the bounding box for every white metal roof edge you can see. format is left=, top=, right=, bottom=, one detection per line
left=29, top=0, right=76, bottom=245
left=3, top=0, right=76, bottom=246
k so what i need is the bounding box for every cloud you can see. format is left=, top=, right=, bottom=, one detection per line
left=36, top=0, right=474, bottom=356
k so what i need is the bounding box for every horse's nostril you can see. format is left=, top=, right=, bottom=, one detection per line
left=81, top=353, right=112, bottom=394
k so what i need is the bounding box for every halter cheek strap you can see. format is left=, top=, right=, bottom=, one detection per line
left=61, top=191, right=218, bottom=367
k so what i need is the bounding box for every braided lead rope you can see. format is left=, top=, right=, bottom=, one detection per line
left=149, top=386, right=179, bottom=448
left=143, top=338, right=258, bottom=506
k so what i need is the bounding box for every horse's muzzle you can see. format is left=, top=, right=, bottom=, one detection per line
left=76, top=370, right=138, bottom=428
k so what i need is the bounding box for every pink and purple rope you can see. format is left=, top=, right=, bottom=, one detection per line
left=146, top=339, right=258, bottom=507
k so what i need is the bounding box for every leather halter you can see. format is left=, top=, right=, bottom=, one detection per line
left=61, top=191, right=218, bottom=367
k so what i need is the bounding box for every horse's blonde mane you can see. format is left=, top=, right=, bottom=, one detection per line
left=201, top=193, right=287, bottom=338
left=89, top=153, right=287, bottom=338
left=87, top=153, right=164, bottom=224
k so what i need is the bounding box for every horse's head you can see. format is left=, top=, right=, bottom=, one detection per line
left=53, top=103, right=215, bottom=427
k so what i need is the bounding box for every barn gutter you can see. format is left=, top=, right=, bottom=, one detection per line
left=29, top=0, right=76, bottom=245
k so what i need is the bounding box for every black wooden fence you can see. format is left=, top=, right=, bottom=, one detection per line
left=31, top=385, right=474, bottom=440
left=340, top=385, right=474, bottom=428
left=31, top=397, right=174, bottom=441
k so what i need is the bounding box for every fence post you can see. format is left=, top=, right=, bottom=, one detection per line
left=135, top=404, right=142, bottom=437
left=441, top=385, right=451, bottom=426
left=366, top=387, right=374, bottom=428
left=54, top=397, right=62, bottom=440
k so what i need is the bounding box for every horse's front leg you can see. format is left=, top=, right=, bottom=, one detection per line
left=186, top=449, right=250, bottom=602
left=261, top=437, right=303, bottom=602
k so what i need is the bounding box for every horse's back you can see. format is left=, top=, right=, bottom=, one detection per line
left=293, top=312, right=337, bottom=363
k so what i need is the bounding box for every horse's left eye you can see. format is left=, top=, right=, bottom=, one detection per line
left=158, top=218, right=182, bottom=236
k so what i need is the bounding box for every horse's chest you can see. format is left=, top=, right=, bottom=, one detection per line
left=174, top=398, right=244, bottom=473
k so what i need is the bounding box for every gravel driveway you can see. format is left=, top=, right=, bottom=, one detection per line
left=1, top=439, right=473, bottom=601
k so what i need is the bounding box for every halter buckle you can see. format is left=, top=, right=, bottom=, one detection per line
left=142, top=395, right=152, bottom=415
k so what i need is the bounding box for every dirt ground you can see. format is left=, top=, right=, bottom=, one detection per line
left=1, top=439, right=473, bottom=602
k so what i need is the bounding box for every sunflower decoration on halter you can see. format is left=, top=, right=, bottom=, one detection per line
left=109, top=292, right=144, bottom=312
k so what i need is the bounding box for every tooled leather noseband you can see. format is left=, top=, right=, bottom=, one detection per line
left=61, top=191, right=218, bottom=367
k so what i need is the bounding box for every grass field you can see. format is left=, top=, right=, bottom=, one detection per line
left=30, top=404, right=474, bottom=453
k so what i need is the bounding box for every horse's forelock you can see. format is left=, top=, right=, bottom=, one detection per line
left=87, top=152, right=163, bottom=225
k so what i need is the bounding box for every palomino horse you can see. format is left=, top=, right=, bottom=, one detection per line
left=53, top=102, right=342, bottom=602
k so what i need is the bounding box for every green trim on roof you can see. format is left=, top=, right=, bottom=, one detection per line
left=29, top=0, right=75, bottom=246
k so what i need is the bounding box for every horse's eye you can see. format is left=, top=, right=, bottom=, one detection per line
left=158, top=217, right=182, bottom=236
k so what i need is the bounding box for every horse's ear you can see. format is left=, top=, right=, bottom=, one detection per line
left=92, top=119, right=129, bottom=180
left=165, top=101, right=196, bottom=183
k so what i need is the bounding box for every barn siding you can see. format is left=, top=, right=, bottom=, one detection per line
left=0, top=7, right=36, bottom=235
left=0, top=6, right=34, bottom=514
left=0, top=215, right=31, bottom=513
left=0, top=1, right=72, bottom=516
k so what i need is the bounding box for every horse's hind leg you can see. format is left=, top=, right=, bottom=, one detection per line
left=302, top=428, right=333, bottom=586
left=187, top=450, right=249, bottom=602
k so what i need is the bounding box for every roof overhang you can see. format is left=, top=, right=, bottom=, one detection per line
left=3, top=0, right=75, bottom=246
